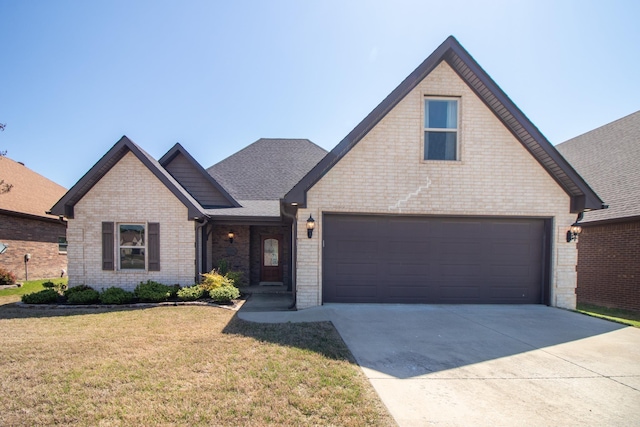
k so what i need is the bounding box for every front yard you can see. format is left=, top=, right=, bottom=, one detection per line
left=0, top=288, right=394, bottom=426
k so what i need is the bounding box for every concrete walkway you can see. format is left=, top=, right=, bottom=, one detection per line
left=239, top=302, right=640, bottom=426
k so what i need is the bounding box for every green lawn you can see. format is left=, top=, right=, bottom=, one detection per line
left=0, top=277, right=67, bottom=297
left=576, top=303, right=640, bottom=328
left=0, top=292, right=394, bottom=426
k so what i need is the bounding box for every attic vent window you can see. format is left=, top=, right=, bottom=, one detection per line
left=424, top=98, right=459, bottom=161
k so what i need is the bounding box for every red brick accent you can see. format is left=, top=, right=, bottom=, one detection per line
left=576, top=220, right=640, bottom=312
left=0, top=212, right=68, bottom=280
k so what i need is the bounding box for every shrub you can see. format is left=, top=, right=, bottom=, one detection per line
left=0, top=267, right=16, bottom=286
left=208, top=285, right=240, bottom=304
left=21, top=289, right=59, bottom=304
left=224, top=271, right=244, bottom=287
left=66, top=288, right=100, bottom=305
left=64, top=285, right=94, bottom=298
left=217, top=259, right=229, bottom=275
left=99, top=287, right=134, bottom=305
left=200, top=270, right=233, bottom=292
left=176, top=285, right=204, bottom=301
left=134, top=280, right=172, bottom=303
left=43, top=281, right=67, bottom=294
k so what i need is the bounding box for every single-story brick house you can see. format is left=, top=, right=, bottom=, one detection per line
left=50, top=36, right=604, bottom=309
left=556, top=111, right=640, bottom=312
left=0, top=156, right=68, bottom=280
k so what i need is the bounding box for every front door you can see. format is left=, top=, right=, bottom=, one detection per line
left=261, top=235, right=283, bottom=282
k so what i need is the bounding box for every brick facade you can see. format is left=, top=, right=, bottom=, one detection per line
left=576, top=220, right=640, bottom=312
left=0, top=212, right=67, bottom=280
left=208, top=224, right=250, bottom=282
left=294, top=62, right=577, bottom=309
left=67, top=152, right=197, bottom=291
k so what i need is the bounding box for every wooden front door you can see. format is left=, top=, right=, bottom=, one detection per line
left=261, top=235, right=283, bottom=282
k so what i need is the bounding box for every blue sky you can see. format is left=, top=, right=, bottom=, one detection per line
left=1, top=0, right=639, bottom=189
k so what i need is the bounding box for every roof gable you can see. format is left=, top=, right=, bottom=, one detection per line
left=0, top=156, right=67, bottom=219
left=207, top=138, right=327, bottom=200
left=159, top=143, right=240, bottom=208
left=284, top=36, right=603, bottom=213
left=556, top=110, right=640, bottom=224
left=50, top=136, right=206, bottom=219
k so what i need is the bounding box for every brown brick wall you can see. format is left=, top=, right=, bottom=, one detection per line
left=576, top=220, right=640, bottom=312
left=0, top=212, right=68, bottom=280
left=209, top=225, right=250, bottom=282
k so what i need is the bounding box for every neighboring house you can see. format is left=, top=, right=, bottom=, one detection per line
left=0, top=156, right=68, bottom=280
left=50, top=36, right=603, bottom=309
left=556, top=111, right=640, bottom=312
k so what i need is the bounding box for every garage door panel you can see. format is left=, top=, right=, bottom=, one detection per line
left=323, top=214, right=546, bottom=304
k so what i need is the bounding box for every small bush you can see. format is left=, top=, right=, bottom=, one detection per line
left=0, top=267, right=17, bottom=286
left=224, top=271, right=244, bottom=287
left=208, top=285, right=240, bottom=304
left=66, top=288, right=100, bottom=305
left=168, top=284, right=180, bottom=299
left=217, top=259, right=229, bottom=275
left=200, top=270, right=233, bottom=292
left=99, top=287, right=134, bottom=305
left=134, top=280, right=172, bottom=303
left=64, top=285, right=94, bottom=298
left=176, top=285, right=204, bottom=301
left=43, top=281, right=67, bottom=293
left=21, top=289, right=59, bottom=304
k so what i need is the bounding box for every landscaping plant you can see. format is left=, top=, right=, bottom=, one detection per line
left=134, top=280, right=173, bottom=303
left=21, top=289, right=60, bottom=304
left=176, top=285, right=204, bottom=301
left=208, top=285, right=240, bottom=304
left=99, top=287, right=134, bottom=305
left=0, top=267, right=16, bottom=286
left=200, top=270, right=233, bottom=292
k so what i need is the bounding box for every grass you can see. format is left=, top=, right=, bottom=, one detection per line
left=576, top=303, right=640, bottom=328
left=0, top=295, right=394, bottom=426
left=0, top=277, right=67, bottom=298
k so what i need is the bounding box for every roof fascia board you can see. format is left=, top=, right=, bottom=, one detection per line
left=284, top=36, right=603, bottom=213
left=0, top=208, right=66, bottom=224
left=159, top=143, right=241, bottom=207
left=442, top=44, right=603, bottom=212
left=50, top=136, right=206, bottom=219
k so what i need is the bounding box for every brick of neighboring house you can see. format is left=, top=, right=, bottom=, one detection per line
left=0, top=212, right=67, bottom=280
left=576, top=220, right=640, bottom=313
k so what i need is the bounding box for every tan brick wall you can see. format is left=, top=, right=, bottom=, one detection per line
left=295, top=62, right=577, bottom=309
left=67, top=152, right=196, bottom=291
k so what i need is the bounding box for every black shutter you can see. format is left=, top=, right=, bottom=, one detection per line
left=102, top=222, right=114, bottom=270
left=148, top=222, right=160, bottom=271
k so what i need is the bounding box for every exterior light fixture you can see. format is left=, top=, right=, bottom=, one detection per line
left=306, top=215, right=315, bottom=238
left=566, top=223, right=582, bottom=243
left=228, top=230, right=234, bottom=244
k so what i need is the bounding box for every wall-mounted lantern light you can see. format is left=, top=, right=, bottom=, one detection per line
left=306, top=215, right=315, bottom=238
left=566, top=223, right=582, bottom=242
left=228, top=230, right=234, bottom=244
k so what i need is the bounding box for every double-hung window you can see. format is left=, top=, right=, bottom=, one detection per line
left=119, top=224, right=146, bottom=270
left=424, top=98, right=459, bottom=161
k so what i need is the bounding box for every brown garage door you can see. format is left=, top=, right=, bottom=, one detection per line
left=323, top=214, right=549, bottom=304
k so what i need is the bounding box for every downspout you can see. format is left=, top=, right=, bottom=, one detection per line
left=280, top=201, right=297, bottom=310
left=194, top=218, right=208, bottom=283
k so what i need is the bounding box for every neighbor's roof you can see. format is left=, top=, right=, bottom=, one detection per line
left=0, top=156, right=67, bottom=219
left=284, top=35, right=603, bottom=213
left=556, top=110, right=640, bottom=224
left=50, top=136, right=207, bottom=219
left=207, top=138, right=327, bottom=201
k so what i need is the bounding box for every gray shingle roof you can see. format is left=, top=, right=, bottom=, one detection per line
left=207, top=138, right=327, bottom=200
left=556, top=110, right=640, bottom=224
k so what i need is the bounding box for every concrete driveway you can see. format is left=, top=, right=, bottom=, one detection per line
left=239, top=303, right=640, bottom=426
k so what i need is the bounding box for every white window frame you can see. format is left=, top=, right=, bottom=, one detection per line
left=423, top=97, right=460, bottom=161
left=118, top=223, right=146, bottom=270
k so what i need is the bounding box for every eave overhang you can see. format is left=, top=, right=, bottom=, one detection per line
left=49, top=136, right=207, bottom=220
left=284, top=36, right=604, bottom=213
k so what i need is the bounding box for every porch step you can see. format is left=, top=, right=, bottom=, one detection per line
left=240, top=284, right=290, bottom=294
